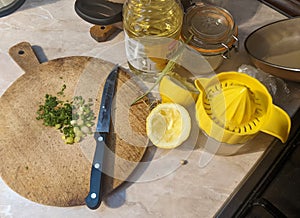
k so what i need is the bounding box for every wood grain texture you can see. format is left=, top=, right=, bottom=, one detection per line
left=0, top=42, right=150, bottom=207
left=90, top=25, right=119, bottom=42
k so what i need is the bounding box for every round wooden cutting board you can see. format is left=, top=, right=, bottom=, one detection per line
left=0, top=42, right=150, bottom=207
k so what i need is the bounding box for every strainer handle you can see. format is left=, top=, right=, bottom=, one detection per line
left=260, top=105, right=291, bottom=143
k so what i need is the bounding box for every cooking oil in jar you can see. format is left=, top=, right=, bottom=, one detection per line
left=123, top=0, right=183, bottom=81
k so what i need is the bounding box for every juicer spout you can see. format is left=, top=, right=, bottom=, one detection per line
left=260, top=105, right=291, bottom=143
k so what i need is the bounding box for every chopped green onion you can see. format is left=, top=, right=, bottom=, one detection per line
left=36, top=85, right=96, bottom=144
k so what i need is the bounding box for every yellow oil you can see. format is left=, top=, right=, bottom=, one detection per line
left=123, top=0, right=183, bottom=37
left=123, top=0, right=183, bottom=79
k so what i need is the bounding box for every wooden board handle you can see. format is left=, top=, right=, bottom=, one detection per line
left=90, top=25, right=119, bottom=42
left=9, top=42, right=41, bottom=72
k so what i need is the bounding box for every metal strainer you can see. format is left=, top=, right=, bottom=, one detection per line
left=194, top=72, right=291, bottom=144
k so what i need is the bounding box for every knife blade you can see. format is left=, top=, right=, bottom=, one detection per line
left=85, top=65, right=119, bottom=210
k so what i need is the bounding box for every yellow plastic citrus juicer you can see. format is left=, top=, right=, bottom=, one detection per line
left=194, top=72, right=291, bottom=144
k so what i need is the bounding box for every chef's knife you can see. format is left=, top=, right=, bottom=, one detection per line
left=85, top=65, right=119, bottom=210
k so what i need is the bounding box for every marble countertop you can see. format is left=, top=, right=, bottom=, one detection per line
left=0, top=0, right=299, bottom=217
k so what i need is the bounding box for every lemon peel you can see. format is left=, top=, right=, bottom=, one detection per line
left=146, top=103, right=191, bottom=149
left=159, top=72, right=199, bottom=106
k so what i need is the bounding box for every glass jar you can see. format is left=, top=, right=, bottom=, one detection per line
left=181, top=3, right=238, bottom=70
left=123, top=0, right=184, bottom=81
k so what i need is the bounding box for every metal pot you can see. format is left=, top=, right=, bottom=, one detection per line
left=245, top=17, right=300, bottom=82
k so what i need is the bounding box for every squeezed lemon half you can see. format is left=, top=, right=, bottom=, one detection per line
left=146, top=103, right=191, bottom=149
left=159, top=73, right=199, bottom=107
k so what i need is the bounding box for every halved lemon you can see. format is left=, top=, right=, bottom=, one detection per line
left=146, top=103, right=191, bottom=149
left=159, top=72, right=199, bottom=107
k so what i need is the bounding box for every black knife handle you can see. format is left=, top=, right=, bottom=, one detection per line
left=85, top=132, right=107, bottom=209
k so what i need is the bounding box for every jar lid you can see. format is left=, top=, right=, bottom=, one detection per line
left=181, top=3, right=238, bottom=54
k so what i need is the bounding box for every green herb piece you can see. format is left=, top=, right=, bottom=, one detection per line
left=57, top=84, right=66, bottom=96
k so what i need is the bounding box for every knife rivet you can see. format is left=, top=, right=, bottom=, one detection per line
left=91, top=193, right=97, bottom=199
left=98, top=136, right=104, bottom=141
left=94, top=163, right=101, bottom=169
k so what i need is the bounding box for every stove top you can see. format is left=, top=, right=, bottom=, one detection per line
left=215, top=107, right=300, bottom=218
